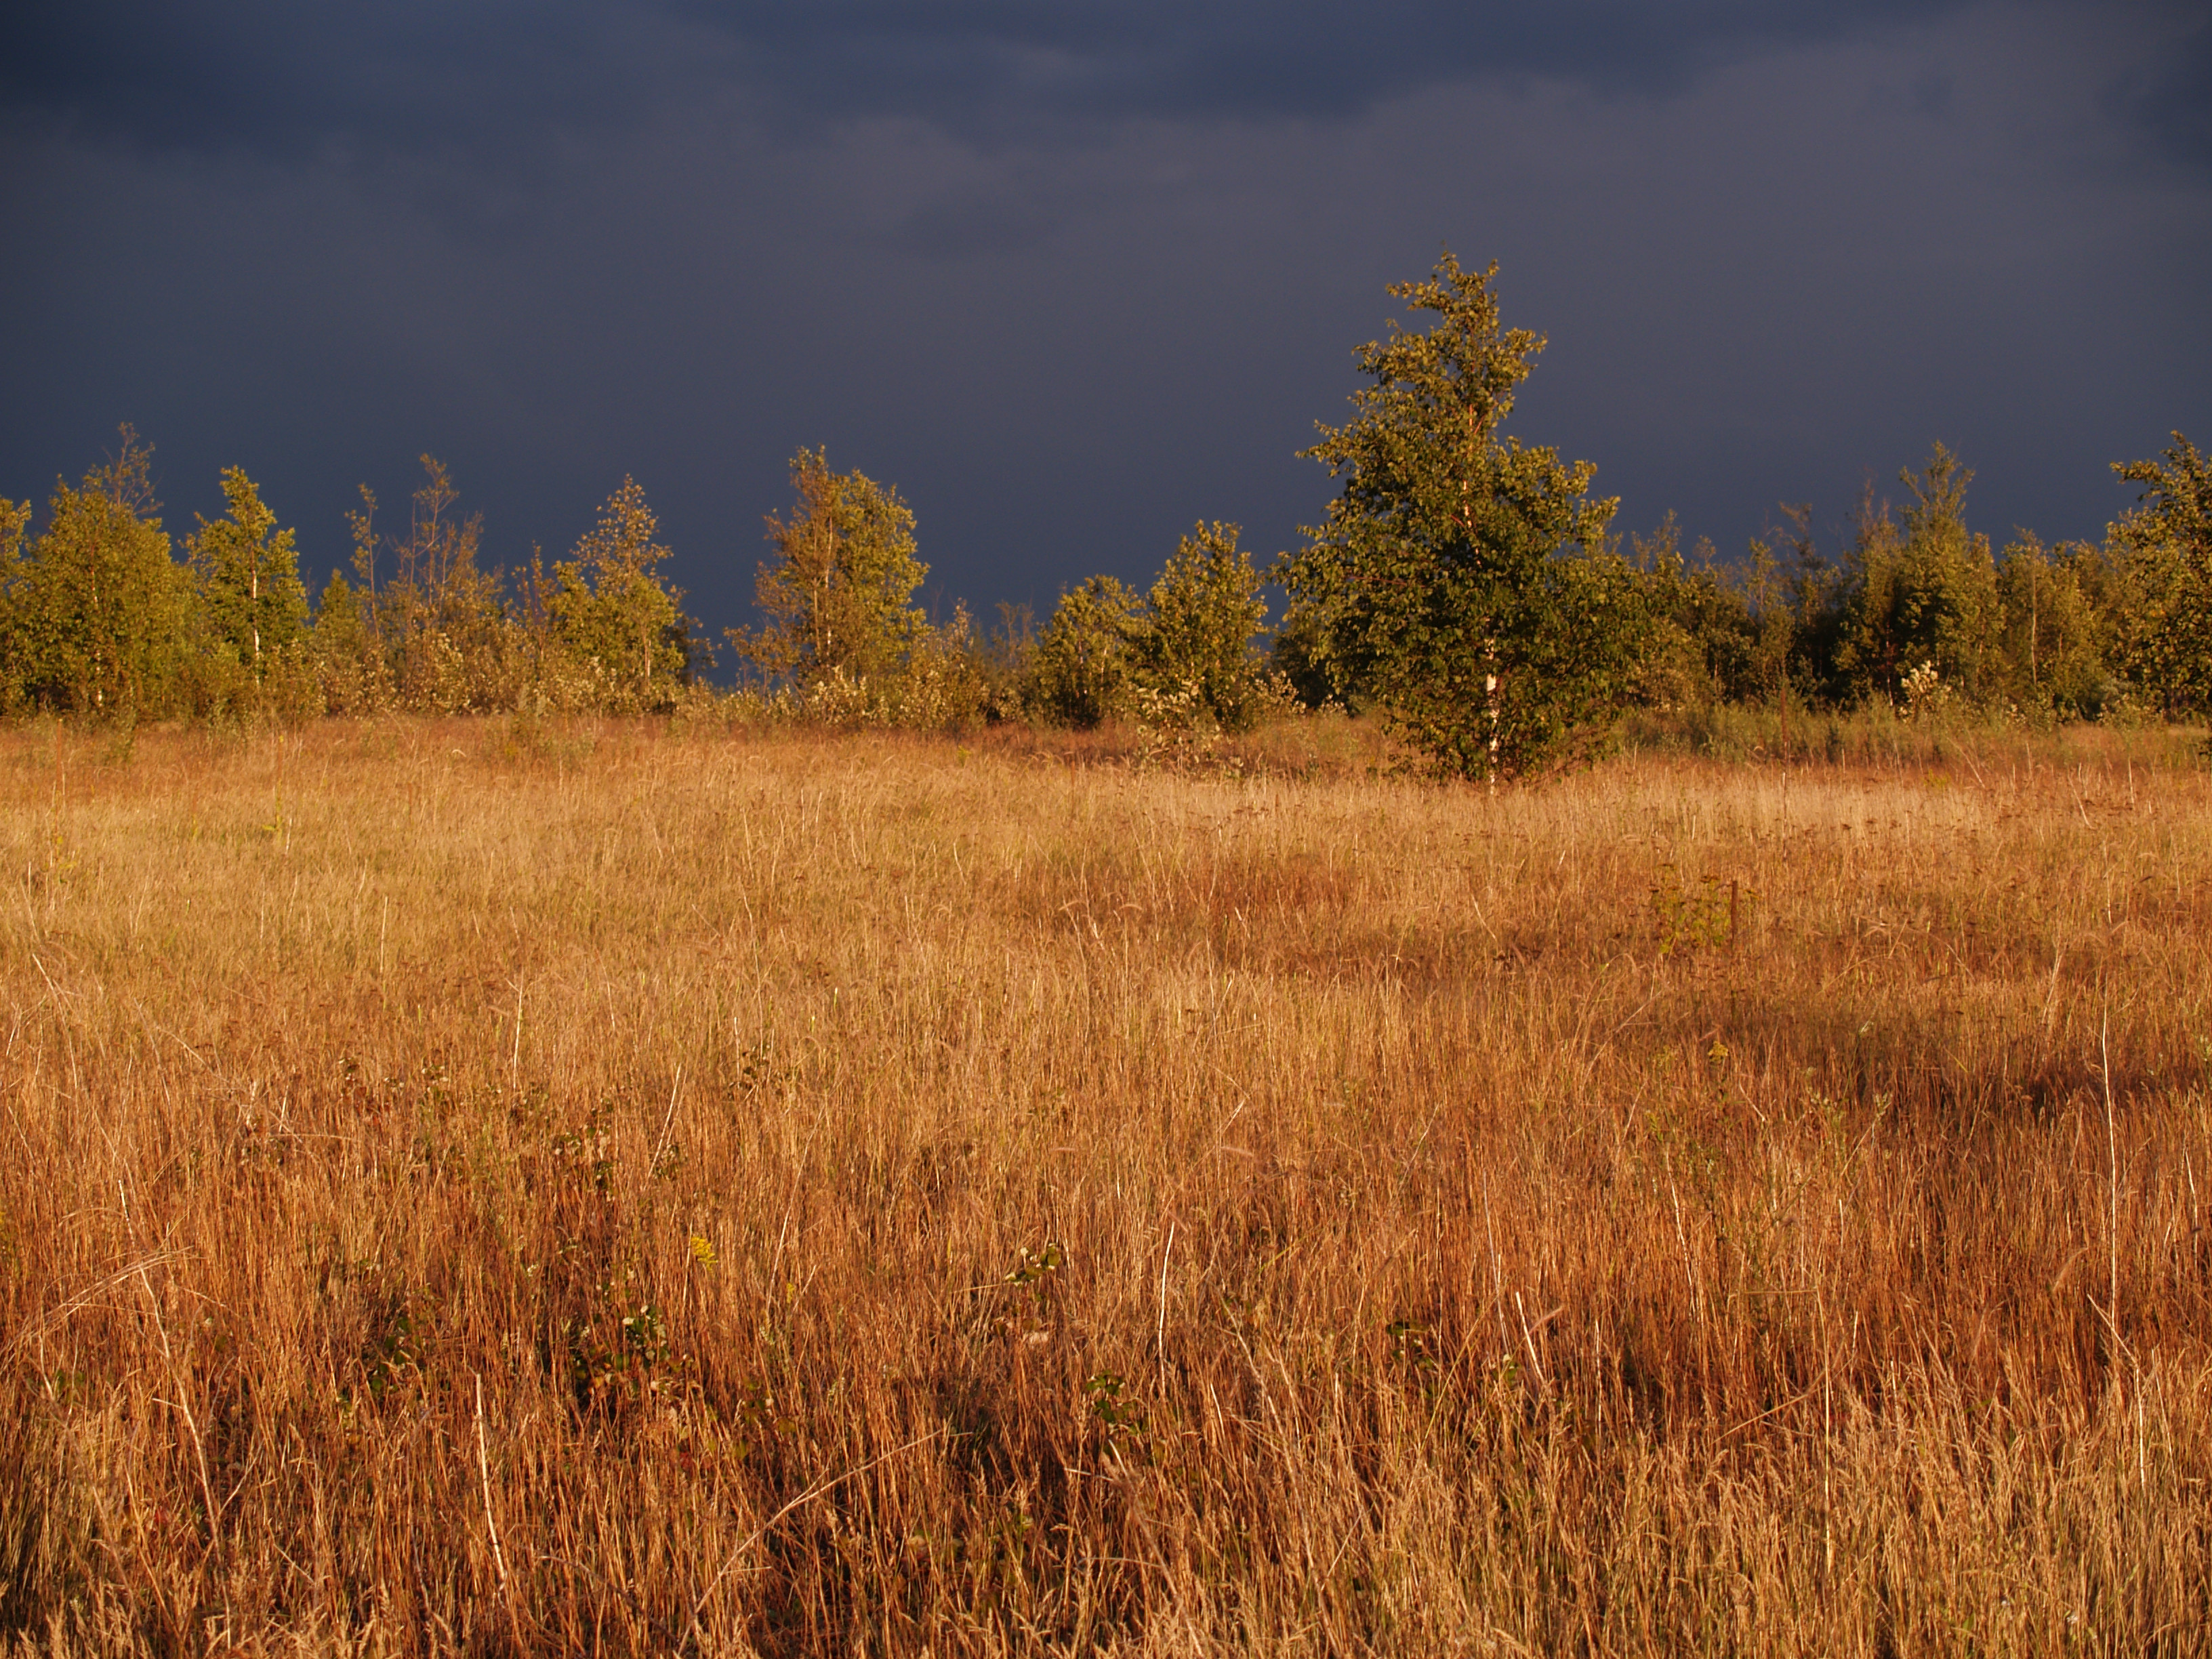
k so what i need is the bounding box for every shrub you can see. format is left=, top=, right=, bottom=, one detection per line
left=547, top=478, right=701, bottom=714
left=2105, top=431, right=2211, bottom=717
left=1027, top=575, right=1145, bottom=729
left=732, top=449, right=926, bottom=693
left=4, top=428, right=190, bottom=720
left=1835, top=445, right=2000, bottom=709
left=1137, top=522, right=1273, bottom=732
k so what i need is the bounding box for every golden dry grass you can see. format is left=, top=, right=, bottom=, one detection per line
left=2, top=714, right=2209, bottom=1655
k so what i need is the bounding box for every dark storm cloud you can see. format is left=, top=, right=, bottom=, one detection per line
left=0, top=2, right=672, bottom=158
left=702, top=1, right=1973, bottom=124
left=2108, top=9, right=2212, bottom=169
left=13, top=3, right=2210, bottom=190
left=1, top=0, right=2206, bottom=658
left=3, top=1, right=1984, bottom=157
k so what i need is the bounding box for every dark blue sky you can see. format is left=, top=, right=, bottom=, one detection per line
left=4, top=1, right=2207, bottom=653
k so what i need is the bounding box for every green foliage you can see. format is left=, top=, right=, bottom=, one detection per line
left=1628, top=514, right=1758, bottom=712
left=1760, top=506, right=1854, bottom=712
left=1278, top=251, right=1634, bottom=778
left=308, top=567, right=388, bottom=715
left=0, top=498, right=25, bottom=569
left=3, top=415, right=2196, bottom=743
left=181, top=466, right=319, bottom=719
left=2114, top=430, right=2212, bottom=556
left=1136, top=521, right=1273, bottom=731
left=733, top=449, right=926, bottom=690
left=726, top=450, right=998, bottom=731
left=335, top=459, right=527, bottom=713
left=879, top=603, right=991, bottom=730
left=3, top=429, right=190, bottom=720
left=186, top=468, right=309, bottom=677
left=1835, top=445, right=1999, bottom=709
left=0, top=495, right=28, bottom=712
left=1267, top=605, right=1339, bottom=712
left=1990, top=534, right=2112, bottom=720
left=298, top=456, right=701, bottom=720
left=2105, top=431, right=2211, bottom=716
left=1027, top=575, right=1145, bottom=729
left=970, top=603, right=1040, bottom=723
left=548, top=477, right=699, bottom=713
left=793, top=603, right=991, bottom=731
left=1025, top=524, right=1277, bottom=733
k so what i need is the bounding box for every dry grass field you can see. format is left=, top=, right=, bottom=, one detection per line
left=2, top=714, right=2209, bottom=1656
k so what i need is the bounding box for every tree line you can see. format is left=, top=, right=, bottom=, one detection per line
left=0, top=428, right=1284, bottom=737
left=0, top=438, right=702, bottom=725
left=3, top=253, right=2205, bottom=775
left=1267, top=252, right=2209, bottom=776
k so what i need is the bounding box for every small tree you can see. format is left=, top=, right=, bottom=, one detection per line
left=1627, top=514, right=1758, bottom=713
left=348, top=458, right=519, bottom=713
left=2106, top=431, right=2211, bottom=716
left=1835, top=444, right=1999, bottom=708
left=732, top=449, right=926, bottom=690
left=548, top=477, right=698, bottom=712
left=1278, top=251, right=1633, bottom=778
left=186, top=467, right=309, bottom=678
left=1028, top=575, right=1145, bottom=729
left=308, top=566, right=390, bottom=715
left=1138, top=522, right=1272, bottom=731
left=7, top=428, right=190, bottom=718
left=0, top=496, right=28, bottom=712
left=1992, top=533, right=2110, bottom=720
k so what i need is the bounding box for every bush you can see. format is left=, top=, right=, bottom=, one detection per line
left=3, top=429, right=190, bottom=720
left=2105, top=431, right=2211, bottom=717
left=1835, top=445, right=2000, bottom=710
left=731, top=449, right=926, bottom=693
left=1027, top=575, right=1144, bottom=729
left=1137, top=522, right=1273, bottom=732
left=546, top=478, right=701, bottom=714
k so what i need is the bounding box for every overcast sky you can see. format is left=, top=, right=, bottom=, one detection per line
left=3, top=1, right=2207, bottom=654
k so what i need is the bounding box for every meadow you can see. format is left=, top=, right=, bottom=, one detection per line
left=2, top=712, right=2208, bottom=1656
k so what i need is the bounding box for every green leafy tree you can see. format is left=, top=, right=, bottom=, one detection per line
left=5, top=428, right=190, bottom=718
left=1028, top=575, right=1145, bottom=729
left=308, top=565, right=389, bottom=715
left=1835, top=445, right=1999, bottom=708
left=0, top=498, right=24, bottom=567
left=732, top=449, right=926, bottom=689
left=872, top=601, right=992, bottom=731
left=1992, top=533, right=2110, bottom=720
left=548, top=477, right=699, bottom=712
left=0, top=495, right=28, bottom=710
left=970, top=602, right=1040, bottom=722
left=1628, top=514, right=1757, bottom=712
left=1757, top=504, right=1855, bottom=712
left=1267, top=606, right=1339, bottom=711
left=186, top=467, right=308, bottom=678
left=2106, top=431, right=2211, bottom=716
left=346, top=458, right=521, bottom=712
left=306, top=489, right=398, bottom=714
left=1278, top=251, right=1633, bottom=778
left=1136, top=521, right=1273, bottom=731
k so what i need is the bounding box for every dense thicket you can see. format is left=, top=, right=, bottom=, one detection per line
left=1606, top=431, right=2210, bottom=741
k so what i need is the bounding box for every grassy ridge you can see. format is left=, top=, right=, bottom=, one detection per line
left=3, top=717, right=2209, bottom=1654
